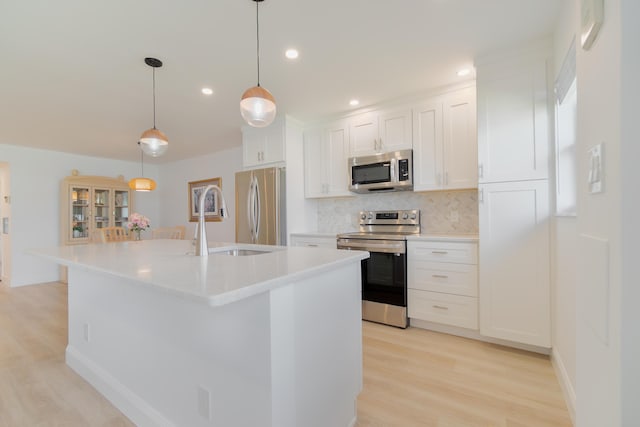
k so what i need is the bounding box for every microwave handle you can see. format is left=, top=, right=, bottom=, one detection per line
left=390, top=158, right=396, bottom=182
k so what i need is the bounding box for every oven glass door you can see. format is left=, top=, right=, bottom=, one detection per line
left=361, top=251, right=406, bottom=307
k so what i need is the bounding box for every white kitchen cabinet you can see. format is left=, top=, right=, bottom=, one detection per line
left=408, top=239, right=479, bottom=330
left=413, top=86, right=477, bottom=191
left=304, top=120, right=352, bottom=198
left=478, top=179, right=550, bottom=347
left=477, top=49, right=551, bottom=183
left=242, top=120, right=286, bottom=168
left=289, top=233, right=337, bottom=248
left=348, top=107, right=412, bottom=156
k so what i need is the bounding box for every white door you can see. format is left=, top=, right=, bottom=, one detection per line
left=412, top=99, right=443, bottom=191
left=378, top=108, right=412, bottom=152
left=443, top=87, right=477, bottom=190
left=349, top=112, right=378, bottom=156
left=477, top=58, right=550, bottom=183
left=325, top=122, right=351, bottom=196
left=478, top=179, right=550, bottom=347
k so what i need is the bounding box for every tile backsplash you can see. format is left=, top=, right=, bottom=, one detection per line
left=317, top=189, right=478, bottom=234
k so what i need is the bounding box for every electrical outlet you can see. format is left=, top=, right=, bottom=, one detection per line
left=83, top=323, right=90, bottom=342
left=197, top=386, right=211, bottom=420
left=450, top=210, right=459, bottom=223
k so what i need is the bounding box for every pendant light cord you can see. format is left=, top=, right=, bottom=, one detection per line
left=152, top=67, right=157, bottom=129
left=256, top=0, right=261, bottom=87
left=138, top=142, right=145, bottom=177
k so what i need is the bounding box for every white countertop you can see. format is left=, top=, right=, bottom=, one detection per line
left=30, top=240, right=368, bottom=307
left=407, top=233, right=479, bottom=243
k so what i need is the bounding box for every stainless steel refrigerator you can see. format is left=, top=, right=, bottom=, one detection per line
left=235, top=167, right=286, bottom=245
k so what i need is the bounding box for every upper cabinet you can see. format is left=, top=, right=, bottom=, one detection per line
left=304, top=120, right=352, bottom=198
left=477, top=51, right=550, bottom=183
left=413, top=86, right=477, bottom=191
left=60, top=174, right=134, bottom=245
left=242, top=120, right=286, bottom=168
left=348, top=107, right=412, bottom=156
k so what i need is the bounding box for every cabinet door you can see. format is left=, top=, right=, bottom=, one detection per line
left=242, top=127, right=265, bottom=167
left=303, top=127, right=326, bottom=198
left=349, top=112, right=378, bottom=156
left=378, top=108, right=412, bottom=152
left=478, top=180, right=550, bottom=347
left=443, top=87, right=477, bottom=190
left=262, top=121, right=285, bottom=164
left=69, top=185, right=90, bottom=243
left=412, top=99, right=443, bottom=191
left=325, top=121, right=351, bottom=196
left=92, top=188, right=112, bottom=233
left=477, top=57, right=550, bottom=183
left=113, top=190, right=130, bottom=228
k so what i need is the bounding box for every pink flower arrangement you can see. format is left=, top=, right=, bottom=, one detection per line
left=127, top=213, right=150, bottom=233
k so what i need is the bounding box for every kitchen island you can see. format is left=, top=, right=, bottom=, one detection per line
left=31, top=240, right=368, bottom=427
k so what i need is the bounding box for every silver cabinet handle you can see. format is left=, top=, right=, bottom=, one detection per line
left=431, top=250, right=448, bottom=254
left=432, top=274, right=449, bottom=279
left=306, top=244, right=319, bottom=247
left=478, top=163, right=484, bottom=178
left=479, top=188, right=484, bottom=203
left=433, top=305, right=449, bottom=310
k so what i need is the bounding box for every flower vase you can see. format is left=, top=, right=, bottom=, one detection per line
left=134, top=229, right=141, bottom=241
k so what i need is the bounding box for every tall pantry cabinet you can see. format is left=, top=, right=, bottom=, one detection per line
left=476, top=42, right=552, bottom=348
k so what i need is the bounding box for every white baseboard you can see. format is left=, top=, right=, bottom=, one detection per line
left=409, top=318, right=551, bottom=355
left=66, top=346, right=174, bottom=427
left=551, top=348, right=576, bottom=425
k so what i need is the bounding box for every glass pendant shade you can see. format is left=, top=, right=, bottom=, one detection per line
left=128, top=177, right=157, bottom=192
left=240, top=85, right=277, bottom=128
left=139, top=128, right=169, bottom=157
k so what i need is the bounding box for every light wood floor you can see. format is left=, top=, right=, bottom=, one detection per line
left=1, top=282, right=571, bottom=426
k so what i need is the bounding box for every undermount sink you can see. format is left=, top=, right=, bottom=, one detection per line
left=208, top=246, right=282, bottom=257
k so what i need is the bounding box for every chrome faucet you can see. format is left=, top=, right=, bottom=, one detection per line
left=195, top=184, right=228, bottom=257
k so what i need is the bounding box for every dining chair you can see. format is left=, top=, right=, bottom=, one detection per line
left=151, top=226, right=186, bottom=240
left=98, top=226, right=130, bottom=243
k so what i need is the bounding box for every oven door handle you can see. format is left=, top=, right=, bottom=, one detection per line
left=337, top=239, right=405, bottom=254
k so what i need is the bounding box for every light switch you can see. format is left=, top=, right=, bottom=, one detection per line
left=588, top=143, right=604, bottom=194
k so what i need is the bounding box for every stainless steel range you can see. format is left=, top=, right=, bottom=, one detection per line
left=337, top=210, right=420, bottom=328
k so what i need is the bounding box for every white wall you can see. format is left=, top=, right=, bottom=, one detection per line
left=619, top=1, right=640, bottom=425
left=574, top=0, right=627, bottom=425
left=551, top=0, right=578, bottom=421
left=158, top=146, right=242, bottom=243
left=0, top=144, right=160, bottom=286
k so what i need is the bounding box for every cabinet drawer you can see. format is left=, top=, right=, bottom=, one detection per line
left=408, top=289, right=478, bottom=329
left=289, top=235, right=336, bottom=249
left=408, top=261, right=478, bottom=297
left=408, top=241, right=478, bottom=264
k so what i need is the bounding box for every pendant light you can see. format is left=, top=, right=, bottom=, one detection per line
left=129, top=142, right=157, bottom=192
left=139, top=57, right=169, bottom=157
left=240, top=0, right=276, bottom=128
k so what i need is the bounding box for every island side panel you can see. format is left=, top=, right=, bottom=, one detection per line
left=66, top=267, right=273, bottom=427
left=270, top=262, right=363, bottom=427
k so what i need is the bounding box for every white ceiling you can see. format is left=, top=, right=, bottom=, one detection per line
left=0, top=0, right=561, bottom=164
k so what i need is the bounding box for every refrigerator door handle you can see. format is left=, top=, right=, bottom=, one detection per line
left=254, top=176, right=261, bottom=241
left=248, top=177, right=258, bottom=242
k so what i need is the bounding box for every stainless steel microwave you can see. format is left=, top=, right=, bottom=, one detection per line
left=348, top=149, right=413, bottom=193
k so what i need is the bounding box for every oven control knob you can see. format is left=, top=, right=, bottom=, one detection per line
left=402, top=213, right=409, bottom=220
left=360, top=213, right=367, bottom=220
left=367, top=213, right=373, bottom=219
left=410, top=213, right=417, bottom=220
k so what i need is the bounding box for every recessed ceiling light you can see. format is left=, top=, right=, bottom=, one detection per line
left=349, top=99, right=360, bottom=106
left=201, top=87, right=213, bottom=95
left=285, top=49, right=299, bottom=59
left=456, top=68, right=471, bottom=77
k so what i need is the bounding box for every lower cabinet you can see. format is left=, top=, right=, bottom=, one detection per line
left=408, top=239, right=479, bottom=330
left=478, top=179, right=550, bottom=347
